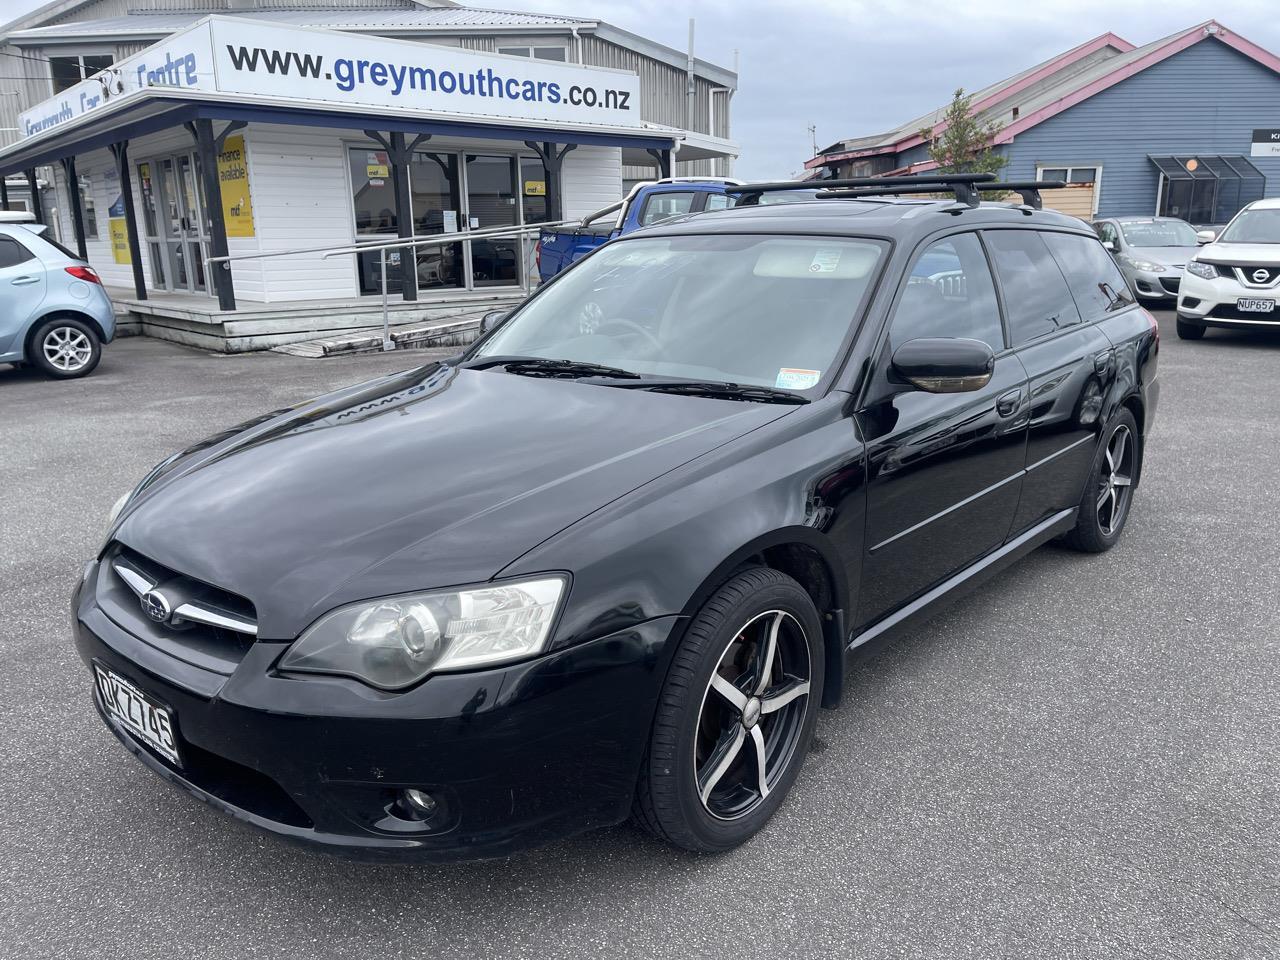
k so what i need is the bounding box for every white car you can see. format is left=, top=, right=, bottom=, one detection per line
left=1177, top=198, right=1280, bottom=340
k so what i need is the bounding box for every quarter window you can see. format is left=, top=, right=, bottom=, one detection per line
left=0, top=236, right=35, bottom=268
left=984, top=230, right=1083, bottom=345
left=1042, top=232, right=1134, bottom=323
left=889, top=233, right=1004, bottom=350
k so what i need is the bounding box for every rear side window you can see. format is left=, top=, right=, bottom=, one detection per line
left=703, top=193, right=731, bottom=212
left=889, top=233, right=1004, bottom=350
left=36, top=232, right=82, bottom=262
left=639, top=191, right=697, bottom=226
left=1042, top=232, right=1134, bottom=322
left=0, top=235, right=35, bottom=268
left=984, top=230, right=1083, bottom=346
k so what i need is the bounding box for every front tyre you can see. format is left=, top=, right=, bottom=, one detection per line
left=1176, top=316, right=1205, bottom=340
left=30, top=318, right=101, bottom=378
left=634, top=567, right=824, bottom=853
left=1062, top=407, right=1140, bottom=553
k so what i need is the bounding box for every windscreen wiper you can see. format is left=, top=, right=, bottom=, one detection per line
left=463, top=355, right=641, bottom=379
left=600, top=379, right=809, bottom=404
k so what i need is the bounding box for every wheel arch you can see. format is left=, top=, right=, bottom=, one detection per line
left=23, top=309, right=108, bottom=358
left=678, top=527, right=851, bottom=710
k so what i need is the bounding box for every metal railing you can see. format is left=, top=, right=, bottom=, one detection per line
left=207, top=221, right=572, bottom=351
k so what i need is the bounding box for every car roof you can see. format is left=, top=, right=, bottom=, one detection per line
left=1246, top=197, right=1280, bottom=211
left=638, top=197, right=1093, bottom=241
left=0, top=210, right=36, bottom=223
left=1106, top=215, right=1189, bottom=223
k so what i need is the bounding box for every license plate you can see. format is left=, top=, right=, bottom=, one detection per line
left=1237, top=297, right=1276, bottom=313
left=93, top=663, right=181, bottom=766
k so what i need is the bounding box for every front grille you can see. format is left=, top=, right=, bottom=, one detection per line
left=1160, top=277, right=1181, bottom=295
left=104, top=543, right=259, bottom=674
left=1233, top=265, right=1280, bottom=286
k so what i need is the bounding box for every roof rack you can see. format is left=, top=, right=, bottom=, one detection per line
left=727, top=173, right=997, bottom=207
left=977, top=180, right=1067, bottom=210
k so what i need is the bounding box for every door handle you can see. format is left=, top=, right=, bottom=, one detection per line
left=996, top=389, right=1022, bottom=418
left=11, top=276, right=39, bottom=286
left=1093, top=350, right=1113, bottom=375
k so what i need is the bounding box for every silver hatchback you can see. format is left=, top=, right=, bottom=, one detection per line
left=0, top=213, right=116, bottom=379
left=1092, top=216, right=1201, bottom=302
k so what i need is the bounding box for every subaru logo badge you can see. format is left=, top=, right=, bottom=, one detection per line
left=1253, top=268, right=1270, bottom=283
left=141, top=589, right=171, bottom=624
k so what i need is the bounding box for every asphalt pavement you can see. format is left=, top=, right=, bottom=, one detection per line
left=1, top=315, right=1278, bottom=959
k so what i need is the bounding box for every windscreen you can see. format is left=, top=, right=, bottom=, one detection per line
left=1119, top=220, right=1198, bottom=247
left=477, top=234, right=887, bottom=390
left=1220, top=208, right=1280, bottom=244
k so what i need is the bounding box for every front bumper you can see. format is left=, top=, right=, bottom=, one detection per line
left=1178, top=270, right=1280, bottom=329
left=73, top=564, right=679, bottom=861
left=1126, top=265, right=1183, bottom=300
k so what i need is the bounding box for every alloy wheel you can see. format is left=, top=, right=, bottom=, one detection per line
left=693, top=610, right=812, bottom=820
left=1096, top=423, right=1134, bottom=536
left=42, top=326, right=93, bottom=373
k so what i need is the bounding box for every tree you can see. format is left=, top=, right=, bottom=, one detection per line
left=917, top=88, right=1008, bottom=177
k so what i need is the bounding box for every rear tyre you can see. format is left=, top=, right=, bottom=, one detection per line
left=633, top=567, right=824, bottom=854
left=30, top=318, right=101, bottom=379
left=1176, top=316, right=1205, bottom=340
left=1062, top=407, right=1140, bottom=553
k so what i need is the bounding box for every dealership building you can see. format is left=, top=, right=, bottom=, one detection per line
left=808, top=20, right=1280, bottom=225
left=0, top=0, right=737, bottom=350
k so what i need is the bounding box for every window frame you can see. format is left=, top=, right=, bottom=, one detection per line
left=1039, top=228, right=1136, bottom=325
left=48, top=52, right=114, bottom=95
left=1034, top=163, right=1103, bottom=217
left=979, top=227, right=1090, bottom=349
left=495, top=42, right=570, bottom=62
left=884, top=229, right=1009, bottom=354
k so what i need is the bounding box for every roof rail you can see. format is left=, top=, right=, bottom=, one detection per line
left=727, top=173, right=997, bottom=207
left=977, top=180, right=1067, bottom=210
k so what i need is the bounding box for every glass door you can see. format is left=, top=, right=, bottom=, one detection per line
left=137, top=162, right=168, bottom=292
left=176, top=155, right=208, bottom=293
left=464, top=154, right=521, bottom=288
left=155, top=158, right=190, bottom=291
left=409, top=151, right=464, bottom=290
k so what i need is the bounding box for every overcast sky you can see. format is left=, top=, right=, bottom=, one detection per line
left=6, top=0, right=1280, bottom=179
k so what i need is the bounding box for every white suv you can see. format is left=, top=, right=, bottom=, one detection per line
left=1177, top=198, right=1280, bottom=340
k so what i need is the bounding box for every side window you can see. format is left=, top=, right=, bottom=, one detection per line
left=639, top=191, right=697, bottom=226
left=889, top=233, right=1004, bottom=350
left=1094, top=222, right=1117, bottom=248
left=983, top=230, right=1083, bottom=346
left=703, top=193, right=731, bottom=212
left=1042, top=232, right=1134, bottom=323
left=0, top=236, right=35, bottom=269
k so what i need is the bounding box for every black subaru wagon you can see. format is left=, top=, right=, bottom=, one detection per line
left=75, top=175, right=1158, bottom=860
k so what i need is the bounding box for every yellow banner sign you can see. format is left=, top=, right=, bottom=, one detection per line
left=108, top=217, right=130, bottom=264
left=217, top=134, right=255, bottom=238
left=524, top=180, right=546, bottom=196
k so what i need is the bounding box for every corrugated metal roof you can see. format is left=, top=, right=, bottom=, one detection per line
left=8, top=5, right=594, bottom=40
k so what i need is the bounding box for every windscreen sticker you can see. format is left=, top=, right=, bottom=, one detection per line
left=809, top=249, right=843, bottom=273
left=776, top=368, right=821, bottom=390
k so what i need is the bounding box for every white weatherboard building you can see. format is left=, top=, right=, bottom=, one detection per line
left=0, top=1, right=737, bottom=351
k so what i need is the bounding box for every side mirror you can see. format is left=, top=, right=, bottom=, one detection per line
left=1196, top=229, right=1216, bottom=245
left=1101, top=240, right=1116, bottom=252
left=891, top=337, right=995, bottom=394
left=479, top=309, right=509, bottom=335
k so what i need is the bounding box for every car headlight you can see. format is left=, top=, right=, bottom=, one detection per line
left=1120, top=255, right=1165, bottom=273
left=279, top=576, right=568, bottom=690
left=1185, top=260, right=1217, bottom=280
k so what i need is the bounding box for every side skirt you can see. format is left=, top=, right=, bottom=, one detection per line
left=843, top=507, right=1078, bottom=668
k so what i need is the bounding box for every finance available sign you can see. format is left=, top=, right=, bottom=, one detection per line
left=19, top=16, right=643, bottom=141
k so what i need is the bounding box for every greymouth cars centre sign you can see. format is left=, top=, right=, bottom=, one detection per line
left=19, top=16, right=644, bottom=140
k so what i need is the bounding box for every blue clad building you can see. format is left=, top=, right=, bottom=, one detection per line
left=808, top=21, right=1280, bottom=225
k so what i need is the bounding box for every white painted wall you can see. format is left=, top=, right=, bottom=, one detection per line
left=48, top=125, right=626, bottom=305
left=562, top=146, right=624, bottom=221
